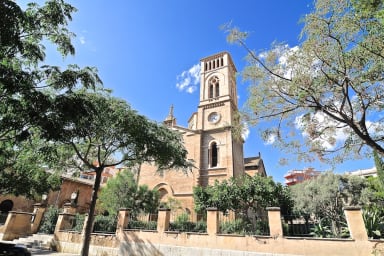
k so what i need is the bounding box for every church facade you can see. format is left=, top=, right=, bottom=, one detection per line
left=138, top=52, right=266, bottom=216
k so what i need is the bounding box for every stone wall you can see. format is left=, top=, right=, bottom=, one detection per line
left=53, top=207, right=384, bottom=256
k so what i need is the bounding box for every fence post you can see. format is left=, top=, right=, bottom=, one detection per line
left=81, top=214, right=95, bottom=235
left=344, top=206, right=368, bottom=241
left=157, top=208, right=171, bottom=233
left=206, top=207, right=219, bottom=235
left=54, top=213, right=75, bottom=234
left=2, top=211, right=33, bottom=240
left=62, top=202, right=76, bottom=214
left=31, top=203, right=46, bottom=233
left=116, top=208, right=130, bottom=234
left=266, top=207, right=283, bottom=238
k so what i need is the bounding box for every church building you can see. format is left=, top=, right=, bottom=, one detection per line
left=138, top=52, right=266, bottom=216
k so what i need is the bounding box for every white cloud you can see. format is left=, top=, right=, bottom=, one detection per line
left=176, top=63, right=200, bottom=94
left=79, top=36, right=86, bottom=45
left=242, top=123, right=250, bottom=141
left=264, top=133, right=276, bottom=145
left=186, top=86, right=197, bottom=93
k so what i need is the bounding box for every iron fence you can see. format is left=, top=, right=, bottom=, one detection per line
left=93, top=215, right=117, bottom=234
left=127, top=213, right=158, bottom=230
left=59, top=214, right=85, bottom=232
left=168, top=212, right=206, bottom=233
left=218, top=213, right=269, bottom=236
left=282, top=215, right=350, bottom=238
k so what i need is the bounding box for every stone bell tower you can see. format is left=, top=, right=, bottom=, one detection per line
left=196, top=52, right=244, bottom=186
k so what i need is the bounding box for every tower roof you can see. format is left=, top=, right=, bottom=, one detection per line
left=164, top=104, right=176, bottom=127
left=200, top=51, right=237, bottom=72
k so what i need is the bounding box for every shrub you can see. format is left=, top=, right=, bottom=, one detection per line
left=128, top=220, right=157, bottom=230
left=73, top=214, right=85, bottom=232
left=363, top=208, right=384, bottom=239
left=220, top=218, right=252, bottom=235
left=253, top=219, right=270, bottom=236
left=170, top=213, right=194, bottom=232
left=193, top=220, right=207, bottom=233
left=38, top=206, right=59, bottom=234
left=93, top=215, right=117, bottom=233
left=310, top=219, right=332, bottom=238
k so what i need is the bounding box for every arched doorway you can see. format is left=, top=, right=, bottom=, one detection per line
left=0, top=199, right=13, bottom=212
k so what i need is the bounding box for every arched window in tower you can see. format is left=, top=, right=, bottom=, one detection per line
left=209, top=142, right=219, bottom=168
left=208, top=76, right=220, bottom=98
left=215, top=83, right=220, bottom=97
left=209, top=84, right=214, bottom=98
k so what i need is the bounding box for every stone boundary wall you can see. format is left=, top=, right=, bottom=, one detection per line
left=55, top=230, right=382, bottom=256
left=52, top=207, right=384, bottom=256
left=2, top=205, right=383, bottom=255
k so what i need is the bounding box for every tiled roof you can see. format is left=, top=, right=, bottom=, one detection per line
left=244, top=157, right=261, bottom=168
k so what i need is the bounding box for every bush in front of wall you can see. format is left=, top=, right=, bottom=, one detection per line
left=38, top=206, right=59, bottom=234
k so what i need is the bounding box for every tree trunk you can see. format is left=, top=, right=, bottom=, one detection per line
left=80, top=166, right=103, bottom=256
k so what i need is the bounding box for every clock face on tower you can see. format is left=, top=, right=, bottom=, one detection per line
left=208, top=112, right=221, bottom=124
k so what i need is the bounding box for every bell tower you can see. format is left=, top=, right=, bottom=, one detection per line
left=197, top=52, right=238, bottom=130
left=196, top=52, right=244, bottom=186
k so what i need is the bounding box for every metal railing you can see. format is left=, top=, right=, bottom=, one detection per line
left=93, top=215, right=117, bottom=234
left=219, top=213, right=269, bottom=236
left=127, top=213, right=158, bottom=230
left=168, top=212, right=206, bottom=233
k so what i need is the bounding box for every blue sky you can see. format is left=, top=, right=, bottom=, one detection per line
left=22, top=0, right=374, bottom=183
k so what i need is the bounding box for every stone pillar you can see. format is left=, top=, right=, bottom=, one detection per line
left=2, top=211, right=33, bottom=240
left=344, top=206, right=368, bottom=241
left=31, top=203, right=46, bottom=233
left=157, top=208, right=171, bottom=233
left=82, top=214, right=89, bottom=235
left=266, top=207, right=283, bottom=238
left=206, top=207, right=219, bottom=235
left=116, top=208, right=130, bottom=234
left=54, top=213, right=75, bottom=234
left=62, top=202, right=76, bottom=214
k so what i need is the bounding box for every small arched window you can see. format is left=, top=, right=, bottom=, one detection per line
left=209, top=142, right=219, bottom=168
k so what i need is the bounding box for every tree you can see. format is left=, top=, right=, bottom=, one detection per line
left=362, top=151, right=384, bottom=210
left=193, top=175, right=291, bottom=218
left=290, top=172, right=367, bottom=237
left=48, top=90, right=191, bottom=256
left=0, top=0, right=101, bottom=196
left=0, top=132, right=61, bottom=198
left=226, top=0, right=384, bottom=163
left=374, top=150, right=384, bottom=187
left=233, top=175, right=281, bottom=215
left=99, top=170, right=159, bottom=217
left=352, top=0, right=384, bottom=24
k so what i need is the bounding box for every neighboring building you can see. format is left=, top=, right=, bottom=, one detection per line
left=79, top=165, right=124, bottom=185
left=345, top=167, right=377, bottom=178
left=284, top=167, right=321, bottom=186
left=47, top=166, right=125, bottom=213
left=138, top=52, right=266, bottom=216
